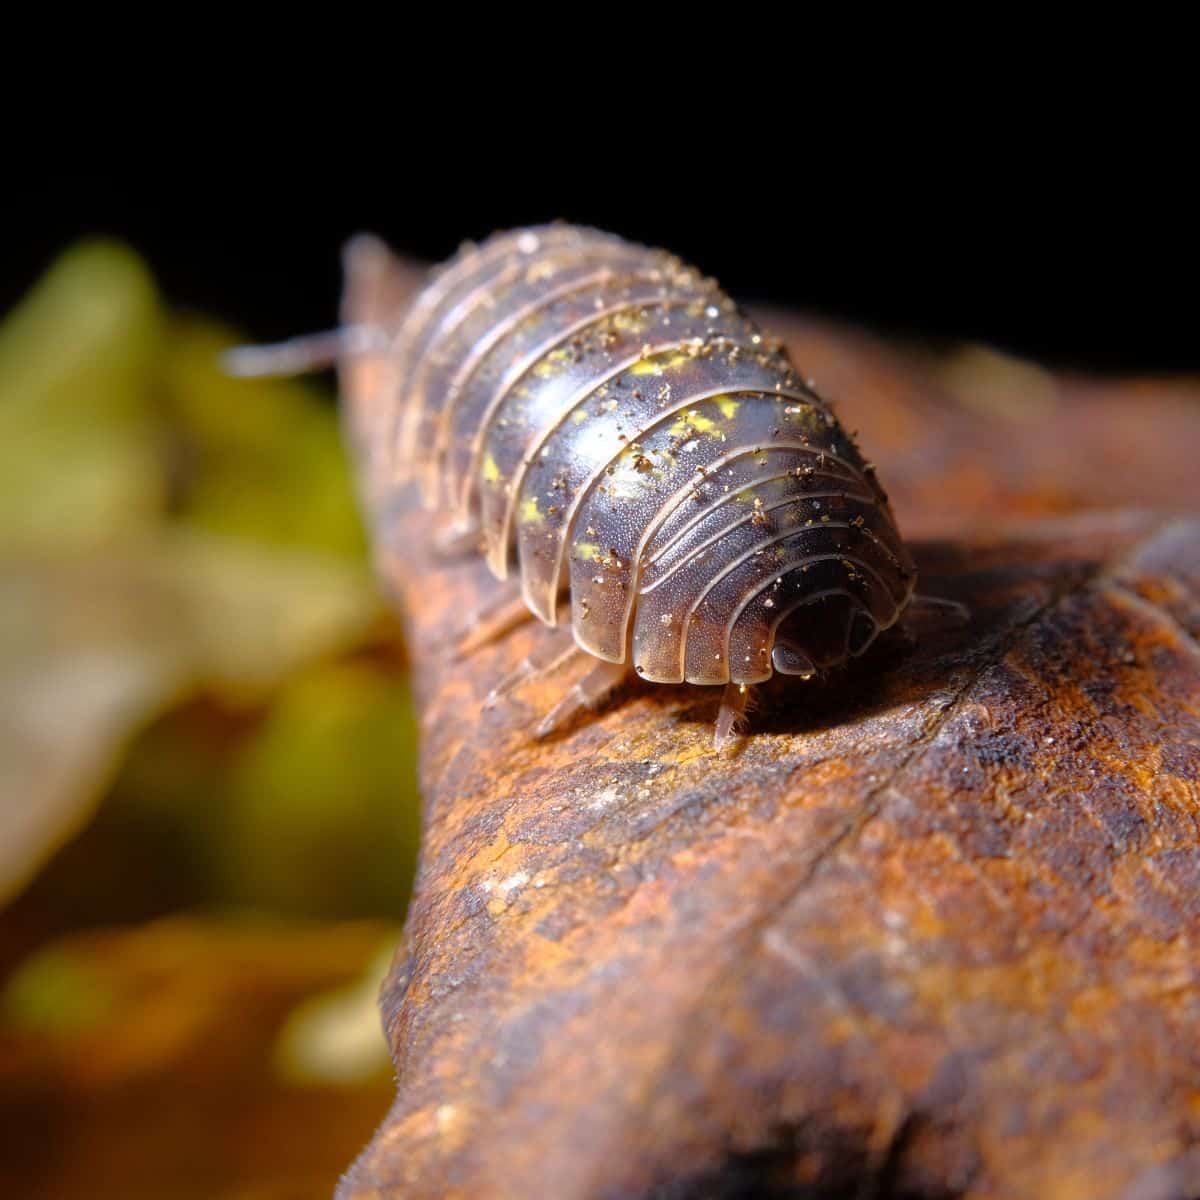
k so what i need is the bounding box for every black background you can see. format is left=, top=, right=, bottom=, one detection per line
left=7, top=104, right=1195, bottom=374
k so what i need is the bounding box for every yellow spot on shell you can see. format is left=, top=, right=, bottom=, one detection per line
left=630, top=350, right=694, bottom=376
left=783, top=403, right=818, bottom=429
left=669, top=410, right=719, bottom=437
left=482, top=453, right=502, bottom=483
left=574, top=541, right=600, bottom=562
left=715, top=395, right=741, bottom=419
left=571, top=408, right=590, bottom=424
left=532, top=347, right=573, bottom=378
left=520, top=496, right=544, bottom=525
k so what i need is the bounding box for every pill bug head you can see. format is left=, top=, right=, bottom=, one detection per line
left=708, top=528, right=914, bottom=688
left=755, top=472, right=917, bottom=681
left=770, top=593, right=882, bottom=678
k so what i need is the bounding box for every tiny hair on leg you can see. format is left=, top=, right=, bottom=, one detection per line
left=714, top=682, right=755, bottom=751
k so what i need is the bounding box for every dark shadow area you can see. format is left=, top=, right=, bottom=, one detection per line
left=8, top=144, right=1197, bottom=372
left=642, top=1115, right=964, bottom=1200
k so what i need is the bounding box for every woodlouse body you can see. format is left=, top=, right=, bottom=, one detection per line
left=341, top=225, right=916, bottom=696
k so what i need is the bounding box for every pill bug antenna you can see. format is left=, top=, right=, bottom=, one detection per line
left=220, top=324, right=390, bottom=379
left=907, top=593, right=971, bottom=625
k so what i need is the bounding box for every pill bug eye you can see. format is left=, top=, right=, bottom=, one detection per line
left=771, top=642, right=817, bottom=678
left=262, top=225, right=919, bottom=748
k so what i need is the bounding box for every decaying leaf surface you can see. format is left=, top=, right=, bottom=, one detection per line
left=337, top=248, right=1200, bottom=1199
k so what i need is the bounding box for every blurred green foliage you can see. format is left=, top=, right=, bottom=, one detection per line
left=0, top=242, right=164, bottom=548
left=0, top=238, right=421, bottom=1198
left=2, top=941, right=118, bottom=1035
left=0, top=238, right=420, bottom=917
left=165, top=318, right=368, bottom=557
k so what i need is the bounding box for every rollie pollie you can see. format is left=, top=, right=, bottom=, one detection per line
left=229, top=225, right=935, bottom=747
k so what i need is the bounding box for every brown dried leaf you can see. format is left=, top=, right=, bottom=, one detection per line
left=0, top=919, right=398, bottom=1200
left=338, top=250, right=1200, bottom=1199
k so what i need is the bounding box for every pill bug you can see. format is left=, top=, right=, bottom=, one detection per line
left=229, top=225, right=917, bottom=746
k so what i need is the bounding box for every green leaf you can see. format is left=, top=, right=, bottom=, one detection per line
left=0, top=241, right=165, bottom=550
left=218, top=658, right=421, bottom=918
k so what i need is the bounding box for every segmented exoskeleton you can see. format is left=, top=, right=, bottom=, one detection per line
left=231, top=225, right=917, bottom=745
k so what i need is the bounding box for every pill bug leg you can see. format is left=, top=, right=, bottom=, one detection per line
left=432, top=519, right=485, bottom=560
left=714, top=682, right=754, bottom=752
left=446, top=583, right=535, bottom=659
left=484, top=634, right=583, bottom=710
left=533, top=660, right=629, bottom=741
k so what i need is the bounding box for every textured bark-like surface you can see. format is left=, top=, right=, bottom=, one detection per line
left=336, top=243, right=1200, bottom=1200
